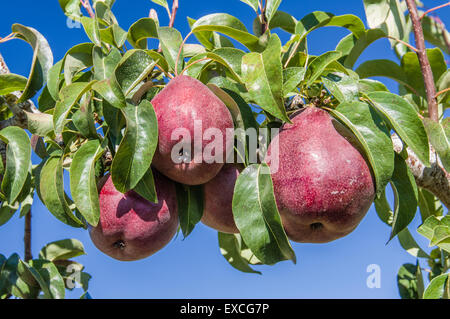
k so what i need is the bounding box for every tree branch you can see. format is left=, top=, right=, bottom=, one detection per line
left=419, top=2, right=450, bottom=20
left=24, top=210, right=32, bottom=262
left=80, top=0, right=95, bottom=19
left=406, top=0, right=439, bottom=122
left=168, top=0, right=179, bottom=28
left=392, top=134, right=450, bottom=208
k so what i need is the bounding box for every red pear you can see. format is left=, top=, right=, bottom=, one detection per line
left=265, top=107, right=375, bottom=243
left=201, top=164, right=242, bottom=234
left=151, top=75, right=234, bottom=185
left=89, top=170, right=178, bottom=261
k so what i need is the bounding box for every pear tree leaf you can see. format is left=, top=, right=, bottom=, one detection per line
left=423, top=273, right=450, bottom=299
left=114, top=50, right=157, bottom=97
left=327, top=101, right=394, bottom=196
left=423, top=118, right=450, bottom=172
left=336, top=28, right=386, bottom=69
left=218, top=232, right=261, bottom=274
left=389, top=154, right=418, bottom=241
left=11, top=24, right=53, bottom=103
left=397, top=228, right=429, bottom=259
left=133, top=168, right=157, bottom=204
left=39, top=239, right=86, bottom=261
left=176, top=184, right=203, bottom=238
left=397, top=263, right=421, bottom=299
left=111, top=100, right=158, bottom=193
left=0, top=74, right=28, bottom=95
left=28, top=259, right=65, bottom=299
left=374, top=188, right=394, bottom=226
left=242, top=34, right=289, bottom=122
left=239, top=0, right=259, bottom=12
left=321, top=72, right=359, bottom=103
left=191, top=13, right=263, bottom=52
left=418, top=216, right=450, bottom=253
left=158, top=27, right=184, bottom=73
left=283, top=67, right=305, bottom=96
left=70, top=140, right=105, bottom=226
left=367, top=91, right=430, bottom=166
left=58, top=0, right=82, bottom=21
left=295, top=11, right=365, bottom=43
left=232, top=164, right=296, bottom=265
left=53, top=81, right=97, bottom=135
left=93, top=46, right=122, bottom=81
left=24, top=111, right=54, bottom=137
left=63, top=43, right=94, bottom=85
left=39, top=156, right=84, bottom=227
left=0, top=127, right=32, bottom=204
left=127, top=18, right=159, bottom=49
left=305, top=51, right=342, bottom=86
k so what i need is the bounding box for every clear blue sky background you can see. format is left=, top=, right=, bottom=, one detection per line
left=0, top=0, right=449, bottom=299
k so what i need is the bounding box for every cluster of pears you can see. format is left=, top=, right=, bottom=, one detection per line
left=90, top=75, right=375, bottom=261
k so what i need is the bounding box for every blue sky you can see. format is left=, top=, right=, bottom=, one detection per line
left=0, top=0, right=449, bottom=299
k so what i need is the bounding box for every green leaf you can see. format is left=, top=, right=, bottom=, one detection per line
left=29, top=259, right=65, bottom=299
left=0, top=254, right=20, bottom=297
left=191, top=13, right=263, bottom=52
left=305, top=51, right=342, bottom=86
left=397, top=228, right=429, bottom=259
left=133, top=168, right=157, bottom=203
left=218, top=232, right=261, bottom=274
left=0, top=74, right=28, bottom=95
left=232, top=164, right=296, bottom=265
left=176, top=184, right=203, bottom=238
left=239, top=0, right=259, bottom=12
left=421, top=14, right=450, bottom=55
left=358, top=79, right=388, bottom=93
left=93, top=46, right=121, bottom=81
left=374, top=188, right=393, bottom=226
left=389, top=154, right=418, bottom=241
left=327, top=101, right=394, bottom=196
left=322, top=72, right=359, bottom=103
left=401, top=48, right=447, bottom=98
left=158, top=27, right=184, bottom=73
left=269, top=11, right=298, bottom=34
left=11, top=24, right=53, bottom=103
left=39, top=156, right=84, bottom=227
left=397, top=263, right=421, bottom=299
left=356, top=59, right=413, bottom=91
left=265, top=0, right=282, bottom=23
left=283, top=67, right=305, bottom=96
left=72, top=97, right=98, bottom=139
left=24, top=111, right=54, bottom=137
left=127, top=18, right=159, bottom=49
left=0, top=200, right=19, bottom=227
left=115, top=50, right=158, bottom=97
left=92, top=79, right=125, bottom=109
left=418, top=216, right=450, bottom=253
left=111, top=100, right=158, bottom=193
left=39, top=239, right=86, bottom=261
left=151, top=0, right=169, bottom=10
left=423, top=118, right=450, bottom=172
left=295, top=11, right=365, bottom=43
left=0, top=127, right=31, bottom=203
left=47, top=60, right=64, bottom=101
left=336, top=28, right=386, bottom=69
left=418, top=188, right=443, bottom=222
left=423, top=273, right=450, bottom=299
left=58, top=0, right=82, bottom=21
left=63, top=43, right=94, bottom=85
left=81, top=17, right=101, bottom=46
left=367, top=91, right=430, bottom=166
left=363, top=0, right=408, bottom=49
left=70, top=140, right=105, bottom=226
left=53, top=81, right=96, bottom=134
left=241, top=34, right=289, bottom=122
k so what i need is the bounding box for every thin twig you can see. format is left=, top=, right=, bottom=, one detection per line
left=436, top=87, right=450, bottom=98
left=180, top=57, right=211, bottom=75
left=155, top=63, right=174, bottom=79
left=80, top=0, right=95, bottom=19
left=420, top=2, right=450, bottom=20
left=0, top=33, right=16, bottom=43
left=168, top=0, right=179, bottom=28
left=386, top=35, right=418, bottom=52
left=433, top=16, right=450, bottom=54
left=175, top=30, right=193, bottom=76
left=406, top=0, right=439, bottom=122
